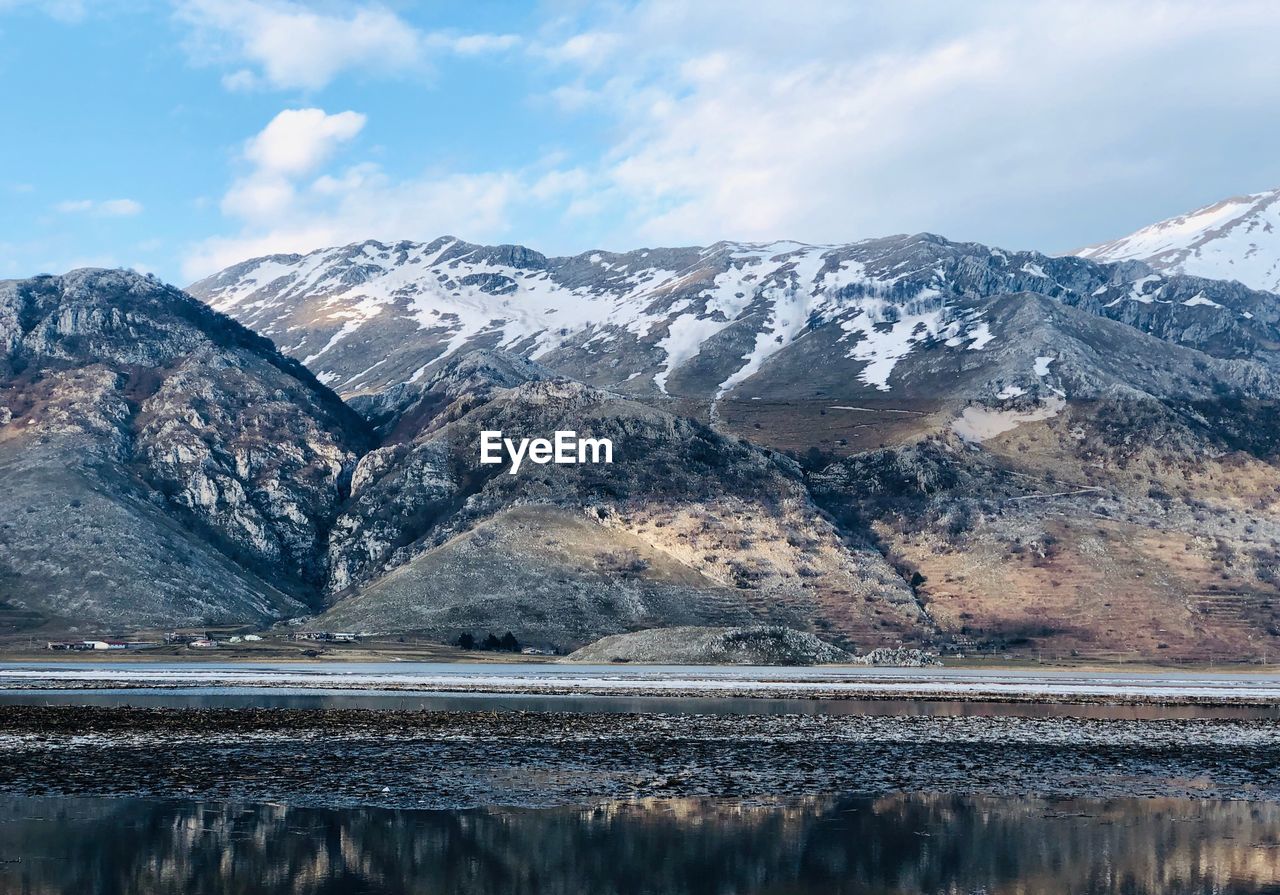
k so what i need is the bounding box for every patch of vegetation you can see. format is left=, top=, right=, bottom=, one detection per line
left=456, top=630, right=521, bottom=652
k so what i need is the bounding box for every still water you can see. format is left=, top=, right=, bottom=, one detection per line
left=3, top=685, right=1280, bottom=720
left=2, top=792, right=1279, bottom=894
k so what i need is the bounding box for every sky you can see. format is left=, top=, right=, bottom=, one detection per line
left=3, top=0, right=1280, bottom=286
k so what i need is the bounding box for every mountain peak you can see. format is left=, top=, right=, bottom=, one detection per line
left=1074, top=187, right=1280, bottom=292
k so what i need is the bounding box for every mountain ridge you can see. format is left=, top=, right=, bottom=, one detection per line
left=9, top=227, right=1280, bottom=662
left=1075, top=187, right=1280, bottom=293
left=189, top=232, right=1280, bottom=409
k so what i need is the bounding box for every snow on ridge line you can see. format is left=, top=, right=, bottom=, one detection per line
left=1074, top=188, right=1280, bottom=293
left=200, top=234, right=1198, bottom=397
left=209, top=238, right=967, bottom=397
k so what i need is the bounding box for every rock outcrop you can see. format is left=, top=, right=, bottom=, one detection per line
left=0, top=269, right=371, bottom=630
left=565, top=625, right=852, bottom=665
left=317, top=369, right=931, bottom=650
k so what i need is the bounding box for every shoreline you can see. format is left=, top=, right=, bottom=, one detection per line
left=4, top=646, right=1280, bottom=675
left=6, top=662, right=1280, bottom=707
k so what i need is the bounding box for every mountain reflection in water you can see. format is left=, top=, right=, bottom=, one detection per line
left=2, top=793, right=1279, bottom=894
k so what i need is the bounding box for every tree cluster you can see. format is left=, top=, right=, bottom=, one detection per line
left=456, top=631, right=521, bottom=652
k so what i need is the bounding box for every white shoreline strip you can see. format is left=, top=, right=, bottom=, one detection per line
left=4, top=666, right=1280, bottom=702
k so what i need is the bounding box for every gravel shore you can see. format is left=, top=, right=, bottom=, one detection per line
left=3, top=705, right=1278, bottom=809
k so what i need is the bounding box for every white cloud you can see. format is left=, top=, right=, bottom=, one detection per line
left=56, top=198, right=143, bottom=216
left=176, top=0, right=420, bottom=91
left=538, top=31, right=620, bottom=68
left=244, top=108, right=366, bottom=176
left=185, top=167, right=522, bottom=279
left=219, top=108, right=365, bottom=223
left=176, top=0, right=524, bottom=91
left=220, top=175, right=295, bottom=221
left=530, top=168, right=591, bottom=202
left=435, top=32, right=521, bottom=56
left=99, top=198, right=144, bottom=216
left=220, top=68, right=258, bottom=92
left=534, top=0, right=1280, bottom=252
left=184, top=107, right=532, bottom=280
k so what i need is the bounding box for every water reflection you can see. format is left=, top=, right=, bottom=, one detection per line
left=2, top=793, right=1279, bottom=894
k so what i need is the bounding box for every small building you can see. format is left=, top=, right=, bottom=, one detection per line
left=188, top=639, right=218, bottom=649
left=292, top=631, right=359, bottom=643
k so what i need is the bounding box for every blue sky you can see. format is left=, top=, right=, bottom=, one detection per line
left=3, top=0, right=1280, bottom=285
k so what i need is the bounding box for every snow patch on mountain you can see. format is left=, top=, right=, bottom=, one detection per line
left=1076, top=188, right=1280, bottom=293
left=952, top=394, right=1065, bottom=443
left=196, top=237, right=1005, bottom=398
left=841, top=296, right=951, bottom=391
left=192, top=231, right=1265, bottom=404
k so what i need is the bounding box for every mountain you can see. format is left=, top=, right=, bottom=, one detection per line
left=190, top=235, right=1280, bottom=410
left=0, top=269, right=931, bottom=649
left=9, top=229, right=1280, bottom=661
left=0, top=269, right=370, bottom=632
left=191, top=233, right=1280, bottom=453
left=564, top=626, right=854, bottom=665
left=1075, top=188, right=1280, bottom=292
left=315, top=356, right=930, bottom=648
left=189, top=234, right=1280, bottom=662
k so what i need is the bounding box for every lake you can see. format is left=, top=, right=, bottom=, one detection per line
left=3, top=662, right=1280, bottom=893
left=2, top=792, right=1279, bottom=894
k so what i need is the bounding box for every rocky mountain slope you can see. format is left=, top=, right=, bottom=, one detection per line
left=183, top=232, right=1280, bottom=661
left=1076, top=188, right=1280, bottom=293
left=0, top=269, right=370, bottom=631
left=0, top=270, right=931, bottom=649
left=316, top=358, right=929, bottom=648
left=10, top=224, right=1280, bottom=663
left=323, top=321, right=1280, bottom=661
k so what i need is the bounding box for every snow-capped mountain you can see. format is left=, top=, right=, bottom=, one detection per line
left=191, top=235, right=989, bottom=401
left=1075, top=188, right=1280, bottom=292
left=189, top=233, right=1280, bottom=419
left=10, top=249, right=1280, bottom=659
